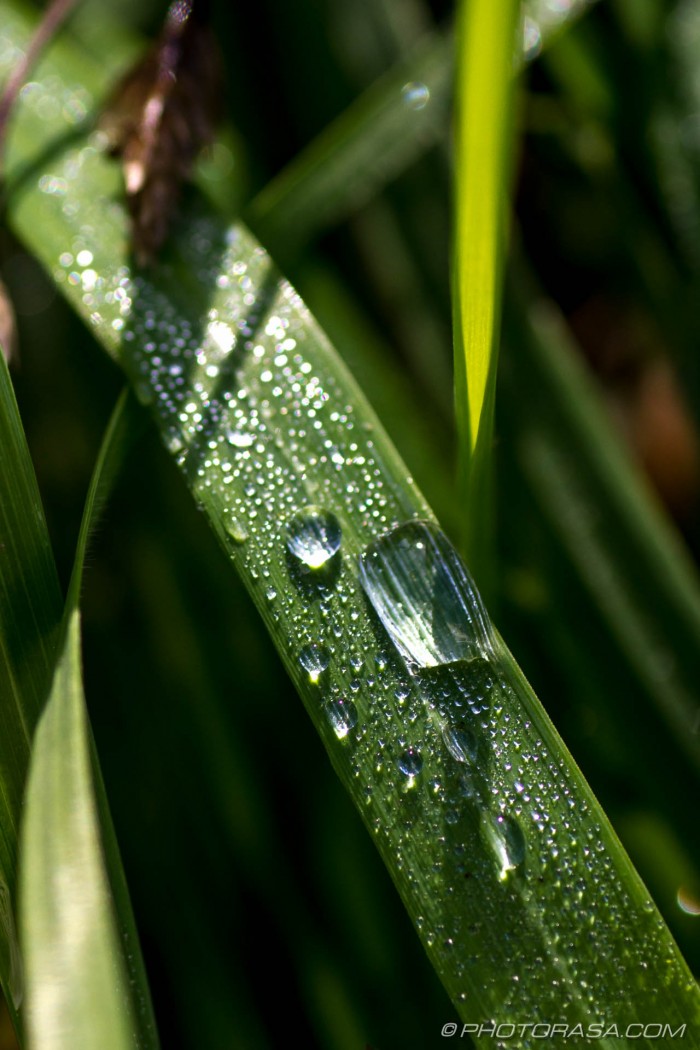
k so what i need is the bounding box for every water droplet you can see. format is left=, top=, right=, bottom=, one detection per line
left=359, top=522, right=491, bottom=669
left=299, top=644, right=330, bottom=685
left=325, top=698, right=358, bottom=739
left=677, top=886, right=700, bottom=916
left=482, top=812, right=526, bottom=881
left=522, top=16, right=542, bottom=60
left=443, top=724, right=478, bottom=764
left=401, top=81, right=430, bottom=110
left=224, top=516, right=249, bottom=544
left=226, top=427, right=255, bottom=448
left=286, top=506, right=342, bottom=570
left=397, top=747, right=423, bottom=779
left=266, top=586, right=277, bottom=601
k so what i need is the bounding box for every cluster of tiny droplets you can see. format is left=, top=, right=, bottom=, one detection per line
left=5, top=13, right=695, bottom=1036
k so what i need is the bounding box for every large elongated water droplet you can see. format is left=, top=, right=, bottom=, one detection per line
left=286, top=506, right=342, bottom=570
left=482, top=812, right=526, bottom=881
left=358, top=521, right=491, bottom=669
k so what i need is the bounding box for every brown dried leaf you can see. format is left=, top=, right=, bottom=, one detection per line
left=100, top=0, right=222, bottom=266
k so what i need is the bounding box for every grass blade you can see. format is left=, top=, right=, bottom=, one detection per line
left=0, top=346, right=62, bottom=1027
left=452, top=0, right=520, bottom=582
left=20, top=610, right=145, bottom=1050
left=19, top=388, right=157, bottom=1050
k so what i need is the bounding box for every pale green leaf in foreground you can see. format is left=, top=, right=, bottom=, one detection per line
left=453, top=0, right=520, bottom=579
left=18, top=388, right=156, bottom=1050
left=21, top=611, right=141, bottom=1050
left=2, top=4, right=700, bottom=1042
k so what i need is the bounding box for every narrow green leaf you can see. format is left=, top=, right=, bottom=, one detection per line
left=452, top=0, right=520, bottom=581
left=21, top=610, right=139, bottom=1050
left=18, top=389, right=157, bottom=1050
left=3, top=4, right=699, bottom=1035
left=0, top=346, right=62, bottom=1027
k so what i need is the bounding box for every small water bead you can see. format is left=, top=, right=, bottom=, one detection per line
left=299, top=644, right=330, bottom=685
left=225, top=428, right=255, bottom=448
left=325, top=698, right=358, bottom=740
left=401, top=81, right=430, bottom=110
left=286, top=506, right=342, bottom=570
left=522, top=15, right=542, bottom=60
left=224, top=516, right=249, bottom=545
left=397, top=748, right=423, bottom=780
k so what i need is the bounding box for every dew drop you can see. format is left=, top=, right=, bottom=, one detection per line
left=523, top=16, right=542, bottom=60
left=443, top=724, right=478, bottom=764
left=225, top=427, right=255, bottom=448
left=286, top=506, right=342, bottom=570
left=401, top=81, right=430, bottom=110
left=299, top=644, right=330, bottom=685
left=483, top=812, right=526, bottom=881
left=224, top=516, right=249, bottom=544
left=325, top=698, right=358, bottom=739
left=397, top=747, right=423, bottom=779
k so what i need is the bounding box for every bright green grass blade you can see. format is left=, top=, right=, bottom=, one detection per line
left=0, top=345, right=62, bottom=1029
left=3, top=5, right=700, bottom=1036
left=19, top=389, right=158, bottom=1050
left=452, top=0, right=520, bottom=582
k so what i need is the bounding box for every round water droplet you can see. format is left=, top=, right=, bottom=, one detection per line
left=299, top=644, right=330, bottom=685
left=397, top=748, right=423, bottom=779
left=325, top=698, right=358, bottom=739
left=401, top=81, right=430, bottom=110
left=483, top=812, right=526, bottom=881
left=286, top=506, right=342, bottom=570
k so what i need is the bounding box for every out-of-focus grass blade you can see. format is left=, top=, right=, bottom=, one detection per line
left=19, top=389, right=158, bottom=1050
left=452, top=0, right=520, bottom=582
left=502, top=277, right=700, bottom=772
left=248, top=2, right=599, bottom=263
left=3, top=5, right=700, bottom=1034
left=0, top=346, right=62, bottom=1028
left=248, top=29, right=452, bottom=261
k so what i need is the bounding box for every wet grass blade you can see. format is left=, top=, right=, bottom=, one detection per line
left=3, top=3, right=700, bottom=1035
left=452, top=0, right=520, bottom=582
